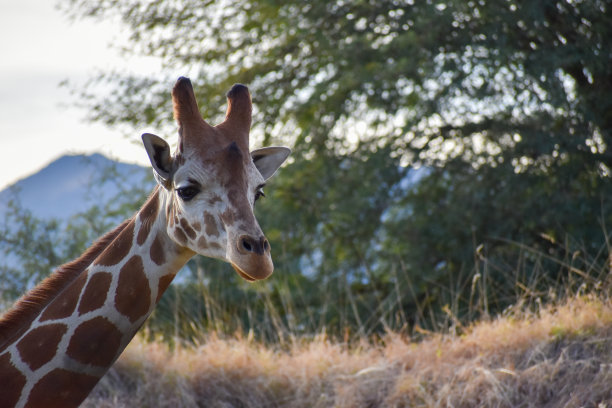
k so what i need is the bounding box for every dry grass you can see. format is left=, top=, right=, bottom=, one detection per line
left=84, top=295, right=612, bottom=407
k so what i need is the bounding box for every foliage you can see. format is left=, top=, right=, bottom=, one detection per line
left=13, top=0, right=609, bottom=336
left=0, top=198, right=75, bottom=301
left=0, top=160, right=153, bottom=303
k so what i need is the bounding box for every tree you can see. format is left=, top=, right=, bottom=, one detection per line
left=61, top=0, right=612, bottom=332
left=0, top=160, right=153, bottom=303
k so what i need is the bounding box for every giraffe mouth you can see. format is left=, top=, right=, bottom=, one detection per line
left=230, top=263, right=257, bottom=282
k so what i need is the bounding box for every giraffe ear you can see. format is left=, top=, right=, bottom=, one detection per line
left=142, top=133, right=174, bottom=187
left=251, top=147, right=291, bottom=181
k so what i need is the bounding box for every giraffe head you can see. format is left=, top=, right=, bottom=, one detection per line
left=141, top=77, right=290, bottom=282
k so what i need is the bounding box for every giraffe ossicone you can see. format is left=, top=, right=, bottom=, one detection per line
left=0, top=77, right=290, bottom=408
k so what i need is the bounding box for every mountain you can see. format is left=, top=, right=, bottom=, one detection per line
left=0, top=153, right=153, bottom=221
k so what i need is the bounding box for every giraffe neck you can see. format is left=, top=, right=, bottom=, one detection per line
left=0, top=188, right=193, bottom=408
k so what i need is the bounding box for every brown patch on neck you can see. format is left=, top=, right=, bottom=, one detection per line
left=39, top=272, right=88, bottom=322
left=156, top=274, right=176, bottom=303
left=25, top=368, right=100, bottom=408
left=66, top=317, right=122, bottom=367
left=95, top=220, right=135, bottom=266
left=78, top=272, right=113, bottom=315
left=150, top=232, right=166, bottom=266
left=0, top=219, right=131, bottom=351
left=114, top=255, right=151, bottom=323
left=137, top=187, right=160, bottom=246
left=17, top=323, right=68, bottom=370
left=0, top=353, right=27, bottom=407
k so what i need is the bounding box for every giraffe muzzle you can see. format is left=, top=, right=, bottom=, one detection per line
left=230, top=234, right=273, bottom=281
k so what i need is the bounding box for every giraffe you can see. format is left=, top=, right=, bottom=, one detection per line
left=0, top=77, right=290, bottom=408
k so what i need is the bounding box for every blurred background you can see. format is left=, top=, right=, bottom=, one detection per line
left=1, top=0, right=611, bottom=345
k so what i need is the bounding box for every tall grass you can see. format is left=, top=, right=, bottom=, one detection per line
left=84, top=294, right=612, bottom=407
left=80, top=238, right=612, bottom=407
left=144, top=235, right=612, bottom=346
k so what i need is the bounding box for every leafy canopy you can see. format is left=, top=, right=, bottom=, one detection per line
left=58, top=0, right=612, bottom=333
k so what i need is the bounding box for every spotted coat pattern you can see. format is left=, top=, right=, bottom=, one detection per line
left=0, top=77, right=289, bottom=407
left=0, top=191, right=194, bottom=407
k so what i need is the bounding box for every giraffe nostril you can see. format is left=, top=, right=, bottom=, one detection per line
left=238, top=235, right=268, bottom=255
left=241, top=238, right=253, bottom=252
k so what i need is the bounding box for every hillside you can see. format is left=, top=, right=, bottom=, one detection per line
left=84, top=295, right=612, bottom=407
left=0, top=153, right=151, bottom=221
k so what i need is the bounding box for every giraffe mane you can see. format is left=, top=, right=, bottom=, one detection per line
left=0, top=219, right=132, bottom=350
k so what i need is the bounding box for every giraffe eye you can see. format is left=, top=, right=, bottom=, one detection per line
left=255, top=187, right=265, bottom=202
left=177, top=186, right=200, bottom=201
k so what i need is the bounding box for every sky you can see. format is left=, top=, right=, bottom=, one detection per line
left=0, top=0, right=162, bottom=190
